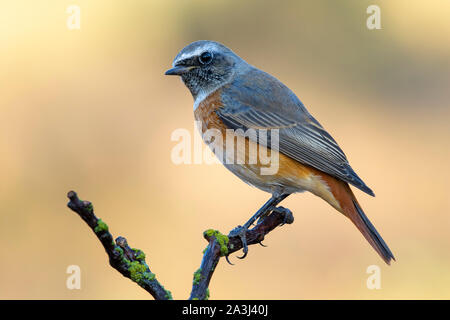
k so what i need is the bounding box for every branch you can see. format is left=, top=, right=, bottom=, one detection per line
left=189, top=207, right=294, bottom=300
left=67, top=190, right=294, bottom=300
left=66, top=191, right=172, bottom=300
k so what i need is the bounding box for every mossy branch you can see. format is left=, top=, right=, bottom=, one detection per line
left=67, top=191, right=294, bottom=300
left=66, top=191, right=171, bottom=300
left=189, top=207, right=294, bottom=300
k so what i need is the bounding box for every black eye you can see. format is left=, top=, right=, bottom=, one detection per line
left=199, top=51, right=213, bottom=65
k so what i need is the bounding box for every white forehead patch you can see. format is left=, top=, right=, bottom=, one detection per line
left=173, top=43, right=217, bottom=66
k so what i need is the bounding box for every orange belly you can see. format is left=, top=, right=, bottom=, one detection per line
left=194, top=90, right=342, bottom=211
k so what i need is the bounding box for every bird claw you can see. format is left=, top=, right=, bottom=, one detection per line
left=228, top=225, right=249, bottom=260
left=225, top=255, right=234, bottom=265
left=258, top=241, right=268, bottom=247
left=227, top=203, right=292, bottom=262
left=236, top=247, right=248, bottom=259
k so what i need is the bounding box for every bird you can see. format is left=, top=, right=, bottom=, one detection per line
left=165, top=40, right=395, bottom=265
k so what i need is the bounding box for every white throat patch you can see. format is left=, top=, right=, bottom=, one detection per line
left=193, top=90, right=210, bottom=111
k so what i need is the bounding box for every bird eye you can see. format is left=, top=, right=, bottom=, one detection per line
left=199, top=51, right=213, bottom=65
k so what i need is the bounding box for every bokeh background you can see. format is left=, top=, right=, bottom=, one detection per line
left=1, top=0, right=449, bottom=299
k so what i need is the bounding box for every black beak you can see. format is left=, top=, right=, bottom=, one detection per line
left=164, top=65, right=196, bottom=76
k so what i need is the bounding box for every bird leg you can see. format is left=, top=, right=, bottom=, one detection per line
left=228, top=193, right=289, bottom=260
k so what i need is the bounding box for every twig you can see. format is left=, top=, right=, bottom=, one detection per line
left=66, top=191, right=172, bottom=300
left=189, top=207, right=294, bottom=300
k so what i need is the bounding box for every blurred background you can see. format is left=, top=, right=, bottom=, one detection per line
left=0, top=0, right=449, bottom=299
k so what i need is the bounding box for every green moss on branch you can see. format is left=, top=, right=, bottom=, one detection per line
left=204, top=229, right=229, bottom=256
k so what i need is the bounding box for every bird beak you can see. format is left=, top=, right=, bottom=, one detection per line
left=164, top=65, right=196, bottom=76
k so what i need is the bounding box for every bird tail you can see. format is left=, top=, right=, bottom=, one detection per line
left=341, top=187, right=395, bottom=265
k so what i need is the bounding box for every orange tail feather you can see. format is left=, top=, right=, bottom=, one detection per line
left=323, top=176, right=395, bottom=265
left=345, top=192, right=395, bottom=265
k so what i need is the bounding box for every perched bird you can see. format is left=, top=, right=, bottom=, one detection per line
left=165, top=40, right=394, bottom=264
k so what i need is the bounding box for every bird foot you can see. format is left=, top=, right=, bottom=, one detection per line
left=228, top=225, right=249, bottom=260
left=226, top=206, right=293, bottom=265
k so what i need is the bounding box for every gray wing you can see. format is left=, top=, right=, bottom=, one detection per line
left=218, top=68, right=374, bottom=196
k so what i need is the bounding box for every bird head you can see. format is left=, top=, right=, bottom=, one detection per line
left=165, top=40, right=246, bottom=100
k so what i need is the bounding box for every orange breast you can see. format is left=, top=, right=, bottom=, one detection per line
left=194, top=90, right=228, bottom=133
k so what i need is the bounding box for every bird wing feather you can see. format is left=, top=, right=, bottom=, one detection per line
left=217, top=68, right=374, bottom=196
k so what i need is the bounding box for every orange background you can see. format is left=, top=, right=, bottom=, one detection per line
left=1, top=0, right=449, bottom=299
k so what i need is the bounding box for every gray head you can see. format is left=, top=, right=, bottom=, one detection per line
left=165, top=40, right=247, bottom=100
